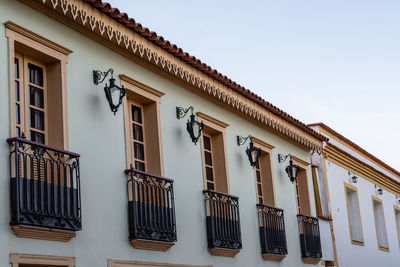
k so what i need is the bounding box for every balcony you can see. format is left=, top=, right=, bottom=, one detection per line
left=203, top=190, right=242, bottom=257
left=8, top=137, right=81, bottom=242
left=297, top=214, right=322, bottom=264
left=125, top=168, right=176, bottom=251
left=257, top=204, right=287, bottom=262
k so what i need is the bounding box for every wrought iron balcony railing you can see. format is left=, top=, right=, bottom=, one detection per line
left=125, top=168, right=177, bottom=243
left=8, top=137, right=81, bottom=231
left=203, top=190, right=242, bottom=250
left=257, top=204, right=287, bottom=256
left=297, top=214, right=322, bottom=259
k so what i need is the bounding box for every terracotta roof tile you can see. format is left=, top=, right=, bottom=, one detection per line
left=83, top=0, right=327, bottom=142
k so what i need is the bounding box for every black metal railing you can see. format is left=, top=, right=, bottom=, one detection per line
left=297, top=214, right=322, bottom=259
left=203, top=190, right=242, bottom=250
left=8, top=137, right=81, bottom=231
left=257, top=204, right=287, bottom=256
left=125, top=168, right=176, bottom=243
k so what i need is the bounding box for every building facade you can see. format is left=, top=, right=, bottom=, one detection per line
left=309, top=123, right=400, bottom=267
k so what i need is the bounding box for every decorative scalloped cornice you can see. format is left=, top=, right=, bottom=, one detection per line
left=20, top=0, right=324, bottom=151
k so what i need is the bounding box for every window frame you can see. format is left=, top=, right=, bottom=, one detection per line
left=372, top=195, right=389, bottom=251
left=10, top=253, right=75, bottom=267
left=292, top=156, right=312, bottom=215
left=6, top=21, right=71, bottom=149
left=108, top=259, right=212, bottom=267
left=197, top=112, right=230, bottom=194
left=344, top=182, right=364, bottom=246
left=121, top=75, right=164, bottom=175
left=394, top=205, right=400, bottom=249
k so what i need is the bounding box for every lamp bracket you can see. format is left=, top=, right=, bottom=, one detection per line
left=237, top=135, right=251, bottom=146
left=93, top=68, right=114, bottom=85
left=278, top=153, right=291, bottom=163
left=176, top=106, right=194, bottom=119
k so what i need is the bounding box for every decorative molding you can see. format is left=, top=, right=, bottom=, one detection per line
left=10, top=253, right=75, bottom=266
left=131, top=239, right=174, bottom=252
left=12, top=225, right=76, bottom=242
left=108, top=259, right=212, bottom=267
left=5, top=21, right=72, bottom=56
left=302, top=257, right=321, bottom=265
left=18, top=0, right=323, bottom=152
left=120, top=74, right=165, bottom=98
left=208, top=247, right=240, bottom=257
left=251, top=136, right=275, bottom=152
left=291, top=155, right=310, bottom=169
left=262, top=253, right=286, bottom=262
left=197, top=112, right=229, bottom=129
left=325, top=143, right=400, bottom=195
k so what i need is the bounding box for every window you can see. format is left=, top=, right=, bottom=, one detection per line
left=198, top=113, right=229, bottom=193
left=10, top=254, right=74, bottom=267
left=372, top=196, right=389, bottom=251
left=292, top=157, right=311, bottom=215
left=395, top=206, right=400, bottom=248
left=344, top=183, right=364, bottom=245
left=6, top=21, right=71, bottom=149
left=311, top=163, right=330, bottom=219
left=108, top=259, right=212, bottom=267
left=251, top=137, right=275, bottom=206
left=121, top=75, right=164, bottom=175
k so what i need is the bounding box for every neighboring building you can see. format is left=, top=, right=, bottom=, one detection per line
left=309, top=123, right=400, bottom=267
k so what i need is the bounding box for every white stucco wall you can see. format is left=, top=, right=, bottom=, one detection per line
left=0, top=1, right=322, bottom=266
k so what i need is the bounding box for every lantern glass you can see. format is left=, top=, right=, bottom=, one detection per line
left=186, top=114, right=203, bottom=144
left=286, top=159, right=300, bottom=183
left=110, top=86, right=120, bottom=107
left=192, top=121, right=201, bottom=139
left=377, top=188, right=383, bottom=195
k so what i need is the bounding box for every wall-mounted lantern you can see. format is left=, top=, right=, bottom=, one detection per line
left=278, top=154, right=300, bottom=183
left=93, top=68, right=126, bottom=115
left=348, top=171, right=358, bottom=184
left=176, top=106, right=204, bottom=145
left=375, top=185, right=383, bottom=196
left=237, top=135, right=261, bottom=168
left=396, top=196, right=400, bottom=206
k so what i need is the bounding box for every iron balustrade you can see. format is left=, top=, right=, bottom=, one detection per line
left=297, top=214, right=322, bottom=259
left=7, top=137, right=81, bottom=231
left=125, top=168, right=176, bottom=243
left=203, top=190, right=242, bottom=250
left=257, top=204, right=287, bottom=256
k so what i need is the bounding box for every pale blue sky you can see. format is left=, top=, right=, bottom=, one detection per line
left=108, top=0, right=400, bottom=171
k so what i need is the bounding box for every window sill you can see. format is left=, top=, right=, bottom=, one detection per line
left=209, top=247, right=240, bottom=257
left=378, top=246, right=389, bottom=252
left=262, top=253, right=286, bottom=262
left=302, top=257, right=321, bottom=265
left=131, top=239, right=175, bottom=252
left=351, top=240, right=365, bottom=246
left=12, top=225, right=75, bottom=242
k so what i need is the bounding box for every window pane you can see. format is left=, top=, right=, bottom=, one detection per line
left=203, top=136, right=211, bottom=150
left=204, top=151, right=213, bottom=166
left=131, top=105, right=142, bottom=123
left=256, top=170, right=261, bottom=183
left=135, top=161, right=145, bottom=172
left=15, top=104, right=20, bottom=124
left=133, top=124, right=143, bottom=142
left=16, top=127, right=20, bottom=137
left=258, top=197, right=263, bottom=204
left=29, top=86, right=44, bottom=108
left=134, top=142, right=145, bottom=160
left=14, top=58, right=19, bottom=78
left=206, top=166, right=214, bottom=181
left=30, top=108, right=44, bottom=130
left=207, top=182, right=214, bottom=190
left=15, top=81, right=19, bottom=101
left=257, top=183, right=263, bottom=196
left=28, top=63, right=43, bottom=86
left=30, top=131, right=44, bottom=144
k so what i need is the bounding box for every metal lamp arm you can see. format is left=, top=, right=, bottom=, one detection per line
left=93, top=68, right=114, bottom=85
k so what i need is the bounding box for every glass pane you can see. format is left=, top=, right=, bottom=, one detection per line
left=16, top=127, right=20, bottom=137
left=204, top=151, right=213, bottom=166
left=206, top=166, right=214, bottom=181
left=258, top=197, right=263, bottom=204
left=135, top=161, right=145, bottom=171
left=131, top=105, right=142, bottom=123
left=257, top=183, right=263, bottom=196
left=133, top=124, right=143, bottom=142
left=255, top=158, right=260, bottom=169
left=28, top=63, right=43, bottom=86
left=15, top=81, right=19, bottom=101
left=15, top=104, right=20, bottom=124
left=14, top=58, right=19, bottom=78
left=30, top=108, right=44, bottom=130
left=207, top=182, right=214, bottom=190
left=134, top=142, right=145, bottom=160
left=203, top=136, right=211, bottom=151
left=29, top=86, right=44, bottom=108
left=256, top=171, right=261, bottom=183
left=30, top=131, right=44, bottom=144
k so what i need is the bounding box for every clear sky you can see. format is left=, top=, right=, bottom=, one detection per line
left=107, top=0, right=400, bottom=171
